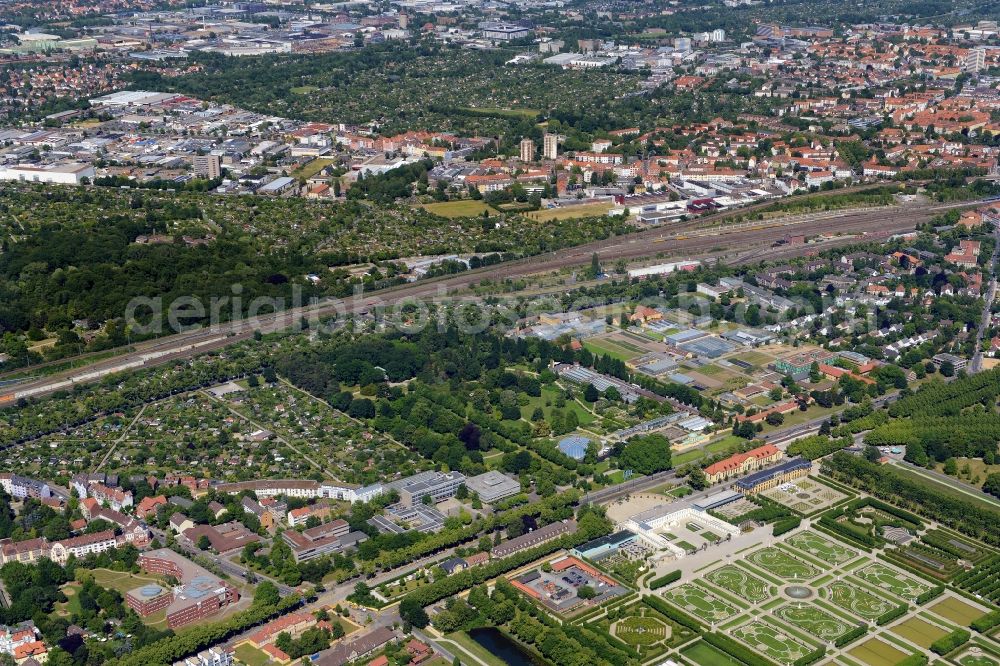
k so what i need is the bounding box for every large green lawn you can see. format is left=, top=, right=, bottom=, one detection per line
left=419, top=200, right=498, bottom=218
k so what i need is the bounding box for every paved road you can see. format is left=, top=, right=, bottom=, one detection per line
left=4, top=197, right=988, bottom=407
left=972, top=223, right=1000, bottom=373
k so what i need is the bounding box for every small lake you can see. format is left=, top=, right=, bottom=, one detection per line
left=468, top=627, right=546, bottom=665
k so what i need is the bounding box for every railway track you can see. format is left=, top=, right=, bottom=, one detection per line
left=0, top=199, right=971, bottom=404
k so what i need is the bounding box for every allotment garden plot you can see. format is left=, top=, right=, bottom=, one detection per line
left=660, top=583, right=740, bottom=623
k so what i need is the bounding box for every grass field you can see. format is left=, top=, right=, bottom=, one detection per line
left=930, top=596, right=989, bottom=626
left=848, top=638, right=911, bottom=666
left=457, top=106, right=540, bottom=119
left=933, top=457, right=1000, bottom=489
left=730, top=620, right=813, bottom=665
left=890, top=465, right=1000, bottom=512
left=747, top=547, right=820, bottom=581
left=853, top=563, right=931, bottom=600
left=662, top=583, right=740, bottom=623
left=890, top=616, right=948, bottom=648
left=291, top=85, right=319, bottom=94
left=706, top=565, right=771, bottom=603
left=526, top=202, right=616, bottom=222
left=234, top=643, right=272, bottom=666
left=826, top=581, right=896, bottom=620
left=293, top=157, right=336, bottom=180
left=444, top=631, right=509, bottom=666
left=680, top=640, right=746, bottom=666
left=785, top=531, right=857, bottom=565
left=774, top=603, right=851, bottom=641
left=419, top=200, right=498, bottom=218
left=583, top=338, right=640, bottom=362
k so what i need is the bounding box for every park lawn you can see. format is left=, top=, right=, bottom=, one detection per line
left=890, top=465, right=1000, bottom=513
left=234, top=643, right=273, bottom=666
left=705, top=436, right=745, bottom=455
left=890, top=617, right=948, bottom=649
left=848, top=638, right=911, bottom=666
left=293, top=157, right=336, bottom=180
left=79, top=568, right=167, bottom=596
left=582, top=339, right=639, bottom=362
left=291, top=85, right=319, bottom=94
left=419, top=200, right=497, bottom=218
left=680, top=640, right=745, bottom=666
left=527, top=202, right=616, bottom=222
left=933, top=457, right=1000, bottom=489
left=673, top=448, right=704, bottom=466
left=444, top=632, right=509, bottom=666
left=930, top=597, right=990, bottom=626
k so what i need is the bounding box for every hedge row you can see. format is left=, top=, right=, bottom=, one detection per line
left=648, top=570, right=682, bottom=590
left=402, top=527, right=602, bottom=609
left=703, top=633, right=780, bottom=666
left=816, top=514, right=880, bottom=548
left=642, top=595, right=704, bottom=632
left=972, top=609, right=1000, bottom=632
left=892, top=656, right=927, bottom=666
left=876, top=604, right=909, bottom=626
left=915, top=586, right=945, bottom=605
left=793, top=647, right=826, bottom=666
left=834, top=625, right=868, bottom=647
left=930, top=628, right=970, bottom=655
left=108, top=595, right=303, bottom=666
left=772, top=516, right=802, bottom=537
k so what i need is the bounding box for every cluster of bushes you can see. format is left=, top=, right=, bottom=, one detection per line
left=893, top=656, right=927, bottom=666
left=834, top=626, right=868, bottom=647
left=972, top=609, right=1000, bottom=633
left=648, top=570, right=681, bottom=590
left=915, top=586, right=944, bottom=605
left=875, top=604, right=909, bottom=626
left=816, top=511, right=879, bottom=549
left=793, top=647, right=826, bottom=666
left=702, top=633, right=779, bottom=666
left=822, top=453, right=1000, bottom=547
left=930, top=628, right=970, bottom=655
left=642, top=595, right=703, bottom=632
left=772, top=517, right=802, bottom=537
left=787, top=435, right=853, bottom=460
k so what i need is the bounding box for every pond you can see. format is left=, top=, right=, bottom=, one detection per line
left=468, top=627, right=546, bottom=665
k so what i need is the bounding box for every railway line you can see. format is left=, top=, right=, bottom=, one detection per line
left=0, top=197, right=977, bottom=404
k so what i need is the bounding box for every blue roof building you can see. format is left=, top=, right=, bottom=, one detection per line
left=557, top=436, right=591, bottom=461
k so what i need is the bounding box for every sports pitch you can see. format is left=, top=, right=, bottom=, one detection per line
left=747, top=547, right=820, bottom=580
left=773, top=603, right=853, bottom=641
left=729, top=620, right=812, bottom=665
left=661, top=583, right=740, bottom=623
left=785, top=531, right=858, bottom=565
left=706, top=565, right=772, bottom=603
left=825, top=580, right=897, bottom=619
left=854, top=563, right=932, bottom=600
